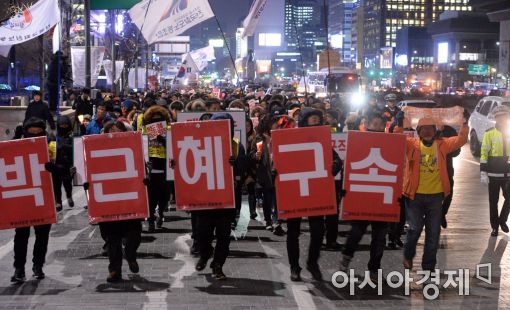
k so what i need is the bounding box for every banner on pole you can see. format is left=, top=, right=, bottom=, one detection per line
left=71, top=46, right=105, bottom=87
left=83, top=132, right=149, bottom=223
left=0, top=137, right=57, bottom=230
left=103, top=60, right=125, bottom=85
left=272, top=126, right=337, bottom=219
left=171, top=120, right=234, bottom=211
left=242, top=0, right=267, bottom=38
left=129, top=0, right=215, bottom=44
left=0, top=0, right=60, bottom=46
left=341, top=131, right=406, bottom=222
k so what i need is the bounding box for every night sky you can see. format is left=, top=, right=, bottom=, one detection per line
left=207, top=0, right=253, bottom=36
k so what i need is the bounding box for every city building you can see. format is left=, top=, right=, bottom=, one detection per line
left=472, top=0, right=510, bottom=90
left=363, top=0, right=472, bottom=70
left=328, top=0, right=360, bottom=66
left=428, top=11, right=499, bottom=90
left=284, top=0, right=325, bottom=64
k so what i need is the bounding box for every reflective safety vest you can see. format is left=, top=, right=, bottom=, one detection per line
left=480, top=127, right=510, bottom=178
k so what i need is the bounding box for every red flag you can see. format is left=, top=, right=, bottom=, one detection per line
left=272, top=126, right=337, bottom=219
left=83, top=132, right=149, bottom=223
left=341, top=131, right=406, bottom=222
left=0, top=137, right=56, bottom=230
left=171, top=120, right=234, bottom=211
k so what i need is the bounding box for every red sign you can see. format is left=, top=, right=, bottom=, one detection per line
left=0, top=137, right=56, bottom=230
left=272, top=126, right=337, bottom=219
left=145, top=121, right=167, bottom=139
left=171, top=120, right=234, bottom=211
left=83, top=132, right=149, bottom=224
left=341, top=131, right=406, bottom=222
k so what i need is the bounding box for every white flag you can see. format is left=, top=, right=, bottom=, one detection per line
left=129, top=0, right=215, bottom=45
left=103, top=60, right=125, bottom=85
left=71, top=46, right=105, bottom=87
left=0, top=0, right=60, bottom=46
left=242, top=0, right=267, bottom=38
left=52, top=23, right=60, bottom=53
left=186, top=45, right=215, bottom=71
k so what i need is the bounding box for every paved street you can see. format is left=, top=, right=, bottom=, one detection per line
left=0, top=145, right=508, bottom=310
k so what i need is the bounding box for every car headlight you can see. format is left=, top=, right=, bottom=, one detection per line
left=350, top=93, right=365, bottom=106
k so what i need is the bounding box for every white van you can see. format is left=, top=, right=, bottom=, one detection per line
left=468, top=96, right=510, bottom=156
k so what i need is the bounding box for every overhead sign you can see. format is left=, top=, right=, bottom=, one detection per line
left=468, top=64, right=489, bottom=76
left=91, top=0, right=139, bottom=10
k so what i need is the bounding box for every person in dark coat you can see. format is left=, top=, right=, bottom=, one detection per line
left=52, top=115, right=75, bottom=211
left=285, top=108, right=343, bottom=282
left=24, top=91, right=55, bottom=131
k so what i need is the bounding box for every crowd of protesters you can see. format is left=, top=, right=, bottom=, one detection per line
left=10, top=85, right=474, bottom=286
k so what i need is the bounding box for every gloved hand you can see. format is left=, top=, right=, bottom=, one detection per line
left=83, top=182, right=90, bottom=191
left=481, top=172, right=489, bottom=185
left=228, top=156, right=236, bottom=166
left=271, top=168, right=278, bottom=179
left=170, top=159, right=176, bottom=169
left=69, top=166, right=77, bottom=176
left=143, top=178, right=150, bottom=186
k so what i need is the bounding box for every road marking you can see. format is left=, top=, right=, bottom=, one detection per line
left=169, top=234, right=195, bottom=289
left=462, top=158, right=480, bottom=166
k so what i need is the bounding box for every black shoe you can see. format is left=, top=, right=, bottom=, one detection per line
left=195, top=257, right=209, bottom=271
left=273, top=224, right=286, bottom=236
left=211, top=264, right=227, bottom=280
left=190, top=240, right=200, bottom=256
left=441, top=216, right=447, bottom=229
left=56, top=203, right=63, bottom=212
left=11, top=269, right=25, bottom=283
left=67, top=197, right=74, bottom=208
left=501, top=223, right=509, bottom=233
left=128, top=260, right=139, bottom=273
left=156, top=217, right=163, bottom=229
left=106, top=271, right=122, bottom=283
left=250, top=213, right=257, bottom=220
left=491, top=229, right=499, bottom=237
left=32, top=265, right=45, bottom=280
left=324, top=241, right=342, bottom=251
left=306, top=263, right=323, bottom=281
left=290, top=267, right=302, bottom=282
left=148, top=222, right=155, bottom=233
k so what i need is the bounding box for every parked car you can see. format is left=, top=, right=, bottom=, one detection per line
left=468, top=96, right=510, bottom=157
left=398, top=100, right=437, bottom=109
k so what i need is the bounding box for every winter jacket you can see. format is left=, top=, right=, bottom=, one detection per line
left=480, top=126, right=510, bottom=178
left=400, top=125, right=468, bottom=200
left=24, top=100, right=55, bottom=130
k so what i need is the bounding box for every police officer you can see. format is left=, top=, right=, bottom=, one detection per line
left=480, top=105, right=510, bottom=236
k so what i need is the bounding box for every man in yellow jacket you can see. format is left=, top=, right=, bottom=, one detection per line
left=401, top=114, right=468, bottom=272
left=480, top=105, right=510, bottom=237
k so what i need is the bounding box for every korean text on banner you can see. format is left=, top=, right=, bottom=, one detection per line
left=331, top=132, right=347, bottom=181
left=171, top=120, right=234, bottom=211
left=83, top=132, right=149, bottom=224
left=341, top=131, right=406, bottom=222
left=242, top=0, right=267, bottom=38
left=0, top=0, right=60, bottom=46
left=129, top=0, right=214, bottom=45
left=402, top=106, right=465, bottom=129
left=0, top=137, right=57, bottom=230
left=273, top=126, right=337, bottom=219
